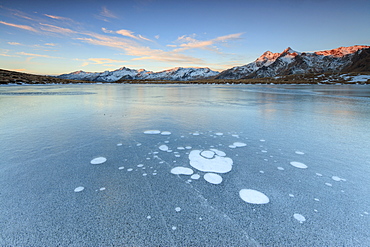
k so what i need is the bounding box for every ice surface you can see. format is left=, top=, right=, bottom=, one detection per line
left=204, top=173, right=223, bottom=184
left=170, top=167, right=194, bottom=175
left=74, top=186, right=84, bottom=192
left=189, top=149, right=233, bottom=173
left=159, top=145, right=169, bottom=151
left=90, top=157, right=107, bottom=165
left=161, top=131, right=171, bottom=135
left=239, top=189, right=270, bottom=204
left=144, top=130, right=161, bottom=134
left=293, top=213, right=306, bottom=223
left=233, top=142, right=247, bottom=147
left=290, top=161, right=308, bottom=169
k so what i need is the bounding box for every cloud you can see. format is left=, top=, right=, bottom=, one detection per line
left=44, top=43, right=56, bottom=46
left=95, top=6, right=118, bottom=21
left=39, top=23, right=76, bottom=34
left=44, top=14, right=71, bottom=21
left=0, top=20, right=38, bottom=32
left=155, top=35, right=160, bottom=39
left=174, top=32, right=244, bottom=52
left=80, top=57, right=128, bottom=66
left=8, top=42, right=22, bottom=45
left=17, top=51, right=59, bottom=59
left=102, top=27, right=152, bottom=41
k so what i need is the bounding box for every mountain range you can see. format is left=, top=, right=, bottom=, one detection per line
left=56, top=44, right=368, bottom=82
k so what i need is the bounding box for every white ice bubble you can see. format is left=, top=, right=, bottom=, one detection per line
left=325, top=182, right=332, bottom=187
left=277, top=167, right=285, bottom=171
left=185, top=146, right=192, bottom=150
left=189, top=149, right=233, bottom=173
left=136, top=143, right=142, bottom=146
left=290, top=161, right=308, bottom=169
left=239, top=189, right=270, bottom=204
left=170, top=167, right=194, bottom=175
left=191, top=174, right=200, bottom=180
left=117, top=143, right=123, bottom=146
left=331, top=176, right=341, bottom=181
left=161, top=131, right=171, bottom=135
left=175, top=207, right=181, bottom=212
left=259, top=170, right=264, bottom=174
left=233, top=142, right=247, bottom=147
left=229, top=145, right=236, bottom=149
left=177, top=147, right=185, bottom=150
left=144, top=130, right=161, bottom=134
left=99, top=187, right=106, bottom=191
left=74, top=186, right=84, bottom=192
left=314, top=198, right=320, bottom=201
left=147, top=215, right=151, bottom=219
left=90, top=157, right=107, bottom=165
left=192, top=132, right=200, bottom=136
left=232, top=134, right=239, bottom=138
left=164, top=141, right=169, bottom=144
left=261, top=150, right=267, bottom=153
left=289, top=194, right=294, bottom=197
left=118, top=166, right=124, bottom=170
left=293, top=213, right=306, bottom=223
left=143, top=173, right=147, bottom=176
left=137, top=164, right=144, bottom=168
left=295, top=151, right=305, bottom=155
left=127, top=168, right=133, bottom=172
left=175, top=154, right=180, bottom=158
left=159, top=145, right=169, bottom=151
left=316, top=173, right=323, bottom=177
left=215, top=132, right=223, bottom=136
left=260, top=139, right=265, bottom=142
left=172, top=226, right=177, bottom=230
left=204, top=173, right=223, bottom=184
left=200, top=150, right=215, bottom=159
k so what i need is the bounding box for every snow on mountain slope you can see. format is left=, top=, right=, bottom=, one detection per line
left=216, top=45, right=370, bottom=79
left=57, top=67, right=219, bottom=82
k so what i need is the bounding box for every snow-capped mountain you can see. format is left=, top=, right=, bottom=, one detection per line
left=57, top=67, right=219, bottom=82
left=216, top=45, right=370, bottom=79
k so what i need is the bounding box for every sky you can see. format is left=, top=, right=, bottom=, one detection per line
left=0, top=0, right=369, bottom=75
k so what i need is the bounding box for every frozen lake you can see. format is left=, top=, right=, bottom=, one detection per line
left=1, top=84, right=370, bottom=246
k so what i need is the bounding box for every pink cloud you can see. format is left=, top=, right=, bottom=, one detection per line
left=0, top=20, right=38, bottom=32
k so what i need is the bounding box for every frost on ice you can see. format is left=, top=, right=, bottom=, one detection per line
left=239, top=189, right=270, bottom=204
left=90, top=157, right=107, bottom=165
left=204, top=173, right=223, bottom=184
left=290, top=161, right=308, bottom=169
left=170, top=167, right=194, bottom=175
left=189, top=149, right=233, bottom=173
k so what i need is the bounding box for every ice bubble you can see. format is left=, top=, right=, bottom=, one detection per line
left=210, top=149, right=226, bottom=157
left=191, top=174, right=200, bottom=180
left=172, top=226, right=177, bottom=230
left=137, top=164, right=144, bottom=167
left=99, top=187, right=106, bottom=191
left=316, top=173, right=323, bottom=177
left=189, top=149, right=233, bottom=173
left=295, top=151, right=305, bottom=155
left=159, top=145, right=169, bottom=151
left=277, top=167, right=284, bottom=171
left=200, top=150, right=215, bottom=159
left=314, top=198, right=320, bottom=201
left=127, top=168, right=133, bottom=172
left=233, top=142, right=247, bottom=147
left=177, top=147, right=185, bottom=150
left=175, top=207, right=181, bottom=212
left=90, top=157, right=107, bottom=165
left=185, top=146, right=192, bottom=150
left=175, top=154, right=180, bottom=158
left=239, top=189, right=270, bottom=204
left=232, top=134, right=239, bottom=138
left=143, top=173, right=147, bottom=176
left=260, top=139, right=265, bottom=142
left=325, top=183, right=332, bottom=187
left=261, top=150, right=267, bottom=153
left=144, top=130, right=161, bottom=134
left=170, top=167, right=194, bottom=175
left=331, top=176, right=341, bottom=181
left=229, top=145, right=236, bottom=149
left=136, top=143, right=142, bottom=146
left=74, top=186, right=84, bottom=192
left=118, top=166, right=124, bottom=170
left=289, top=194, right=294, bottom=197
left=161, top=131, right=171, bottom=135
left=293, top=213, right=306, bottom=223
left=259, top=171, right=264, bottom=174
left=192, top=132, right=200, bottom=136
left=153, top=173, right=157, bottom=175
left=147, top=215, right=151, bottom=219
left=215, top=132, right=223, bottom=136
left=290, top=161, right=308, bottom=169
left=117, top=143, right=123, bottom=146
left=204, top=173, right=223, bottom=184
